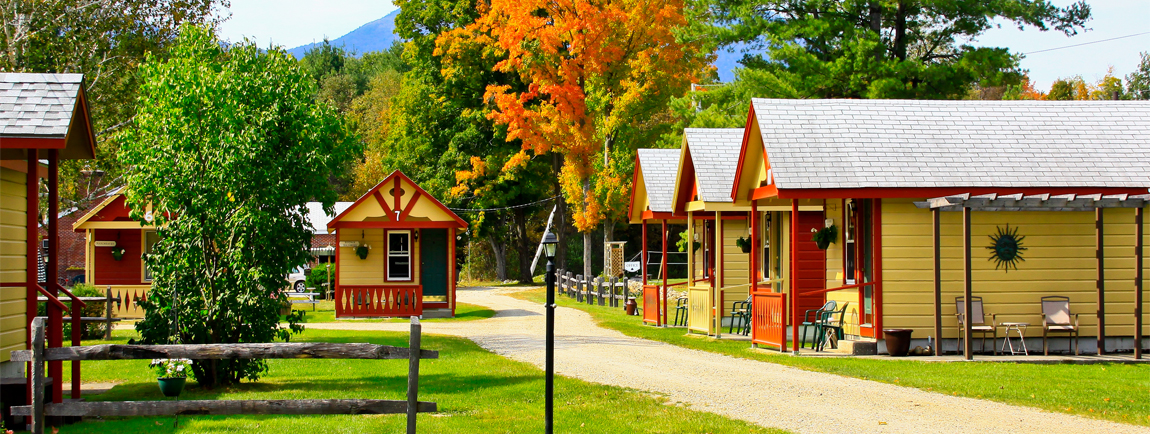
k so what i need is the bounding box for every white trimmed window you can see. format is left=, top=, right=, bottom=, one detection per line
left=387, top=231, right=411, bottom=281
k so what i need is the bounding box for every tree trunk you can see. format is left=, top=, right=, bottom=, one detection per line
left=582, top=177, right=593, bottom=279
left=512, top=207, right=533, bottom=284
left=894, top=1, right=907, bottom=61
left=487, top=235, right=507, bottom=282
left=603, top=220, right=614, bottom=276
left=552, top=153, right=567, bottom=271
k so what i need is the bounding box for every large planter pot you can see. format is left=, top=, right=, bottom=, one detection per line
left=157, top=377, right=186, bottom=397
left=625, top=298, right=638, bottom=316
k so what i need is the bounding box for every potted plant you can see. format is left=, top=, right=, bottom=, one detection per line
left=735, top=236, right=752, bottom=253
left=355, top=244, right=370, bottom=259
left=150, top=358, right=192, bottom=397
left=811, top=225, right=838, bottom=250
left=110, top=246, right=125, bottom=261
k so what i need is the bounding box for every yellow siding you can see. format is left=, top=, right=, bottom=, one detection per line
left=1, top=167, right=27, bottom=362
left=719, top=218, right=750, bottom=316
left=338, top=229, right=421, bottom=286
left=881, top=198, right=1150, bottom=339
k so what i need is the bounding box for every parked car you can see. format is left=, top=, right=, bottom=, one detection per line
left=285, top=266, right=308, bottom=292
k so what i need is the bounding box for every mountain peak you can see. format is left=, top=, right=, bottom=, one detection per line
left=288, top=9, right=401, bottom=59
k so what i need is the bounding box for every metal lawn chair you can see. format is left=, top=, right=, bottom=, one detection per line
left=818, top=302, right=850, bottom=351
left=673, top=296, right=689, bottom=327
left=729, top=296, right=752, bottom=335
left=1041, top=296, right=1080, bottom=355
left=800, top=301, right=837, bottom=349
left=956, top=296, right=997, bottom=356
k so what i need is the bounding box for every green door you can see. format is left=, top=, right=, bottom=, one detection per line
left=420, top=229, right=448, bottom=298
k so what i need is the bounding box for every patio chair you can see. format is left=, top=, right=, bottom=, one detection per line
left=1041, top=296, right=1080, bottom=356
left=955, top=296, right=997, bottom=356
left=817, top=302, right=850, bottom=351
left=728, top=296, right=752, bottom=335
left=673, top=296, right=689, bottom=327
left=800, top=301, right=837, bottom=349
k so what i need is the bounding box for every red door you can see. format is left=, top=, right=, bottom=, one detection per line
left=793, top=211, right=827, bottom=320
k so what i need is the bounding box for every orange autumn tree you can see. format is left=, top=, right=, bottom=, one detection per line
left=440, top=0, right=705, bottom=276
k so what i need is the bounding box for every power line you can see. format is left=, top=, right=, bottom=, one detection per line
left=447, top=196, right=560, bottom=213
left=1023, top=31, right=1150, bottom=55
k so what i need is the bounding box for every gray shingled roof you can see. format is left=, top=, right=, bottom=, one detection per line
left=752, top=98, right=1150, bottom=190
left=684, top=128, right=744, bottom=203
left=637, top=148, right=680, bottom=213
left=0, top=73, right=84, bottom=138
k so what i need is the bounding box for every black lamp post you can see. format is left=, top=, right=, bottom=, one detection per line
left=540, top=230, right=558, bottom=434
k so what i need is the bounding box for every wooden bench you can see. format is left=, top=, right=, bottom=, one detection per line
left=283, top=291, right=320, bottom=311
left=12, top=317, right=437, bottom=434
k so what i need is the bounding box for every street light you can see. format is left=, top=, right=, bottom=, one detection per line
left=540, top=230, right=558, bottom=434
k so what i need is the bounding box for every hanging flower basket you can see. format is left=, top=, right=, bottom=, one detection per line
left=110, top=246, right=125, bottom=261
left=735, top=236, right=752, bottom=253
left=811, top=225, right=838, bottom=250
left=355, top=244, right=370, bottom=260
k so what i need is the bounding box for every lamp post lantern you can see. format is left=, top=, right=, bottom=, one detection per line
left=540, top=230, right=559, bottom=434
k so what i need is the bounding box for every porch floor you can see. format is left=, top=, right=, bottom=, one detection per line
left=770, top=348, right=1149, bottom=364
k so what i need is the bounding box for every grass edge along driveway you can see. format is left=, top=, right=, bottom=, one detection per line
left=512, top=287, right=1149, bottom=427
left=59, top=328, right=786, bottom=434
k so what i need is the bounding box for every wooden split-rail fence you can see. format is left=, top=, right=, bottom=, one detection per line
left=12, top=317, right=438, bottom=434
left=36, top=287, right=122, bottom=340
left=554, top=268, right=634, bottom=310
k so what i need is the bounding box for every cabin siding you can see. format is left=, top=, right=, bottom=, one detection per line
left=719, top=218, right=749, bottom=317
left=0, top=167, right=27, bottom=362
left=337, top=228, right=422, bottom=287
left=880, top=198, right=1150, bottom=339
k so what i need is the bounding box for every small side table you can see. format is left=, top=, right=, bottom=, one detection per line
left=1000, top=322, right=1029, bottom=355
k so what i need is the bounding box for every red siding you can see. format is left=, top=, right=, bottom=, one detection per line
left=92, top=229, right=144, bottom=285
left=794, top=211, right=827, bottom=316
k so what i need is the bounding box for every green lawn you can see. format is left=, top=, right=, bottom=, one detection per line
left=514, top=287, right=1150, bottom=427
left=289, top=301, right=496, bottom=323
left=59, top=328, right=782, bottom=433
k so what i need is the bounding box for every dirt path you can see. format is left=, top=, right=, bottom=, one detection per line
left=307, top=287, right=1142, bottom=434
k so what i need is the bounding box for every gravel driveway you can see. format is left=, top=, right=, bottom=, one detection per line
left=307, top=286, right=1143, bottom=434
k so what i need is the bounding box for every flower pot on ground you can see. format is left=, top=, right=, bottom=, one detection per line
left=150, top=358, right=191, bottom=397
left=157, top=377, right=186, bottom=397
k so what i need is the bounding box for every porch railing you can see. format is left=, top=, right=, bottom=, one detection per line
left=337, top=285, right=423, bottom=317
left=752, top=291, right=787, bottom=350
left=642, top=285, right=661, bottom=325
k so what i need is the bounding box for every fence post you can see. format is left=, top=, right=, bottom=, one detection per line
left=597, top=278, right=606, bottom=306
left=609, top=277, right=618, bottom=307
left=105, top=287, right=113, bottom=340
left=30, top=317, right=45, bottom=434
left=566, top=272, right=574, bottom=297
left=407, top=317, right=421, bottom=434
left=575, top=275, right=583, bottom=302
left=621, top=277, right=629, bottom=309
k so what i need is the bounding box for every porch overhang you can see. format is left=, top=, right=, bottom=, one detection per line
left=915, top=192, right=1150, bottom=211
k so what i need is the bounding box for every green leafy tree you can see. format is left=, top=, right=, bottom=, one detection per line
left=1, top=0, right=226, bottom=210
left=120, top=25, right=355, bottom=387
left=1047, top=78, right=1075, bottom=101
left=694, top=0, right=1090, bottom=99
left=1128, top=52, right=1150, bottom=100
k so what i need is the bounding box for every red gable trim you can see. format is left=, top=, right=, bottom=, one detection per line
left=729, top=103, right=757, bottom=200
left=672, top=145, right=698, bottom=214
left=329, top=170, right=468, bottom=230
left=628, top=155, right=642, bottom=220
left=0, top=137, right=65, bottom=149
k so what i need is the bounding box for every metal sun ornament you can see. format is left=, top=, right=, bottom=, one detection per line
left=986, top=224, right=1027, bottom=272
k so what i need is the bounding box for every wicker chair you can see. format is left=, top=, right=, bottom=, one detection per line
left=1041, top=296, right=1080, bottom=356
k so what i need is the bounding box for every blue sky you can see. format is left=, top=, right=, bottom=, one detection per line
left=217, top=0, right=1149, bottom=91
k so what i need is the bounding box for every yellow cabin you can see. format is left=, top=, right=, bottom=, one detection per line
left=327, top=171, right=467, bottom=318
left=0, top=73, right=96, bottom=399
left=720, top=98, right=1150, bottom=356
left=629, top=148, right=685, bottom=326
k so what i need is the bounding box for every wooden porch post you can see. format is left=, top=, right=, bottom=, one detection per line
left=933, top=207, right=942, bottom=357
left=874, top=199, right=883, bottom=334
left=790, top=201, right=799, bottom=353
left=686, top=212, right=694, bottom=329
left=750, top=206, right=758, bottom=288
left=963, top=206, right=972, bottom=360
left=715, top=211, right=723, bottom=337
left=1096, top=208, right=1105, bottom=354
left=25, top=152, right=38, bottom=424
left=641, top=220, right=648, bottom=286
left=334, top=229, right=341, bottom=318
left=661, top=219, right=668, bottom=327
left=1136, top=207, right=1144, bottom=360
